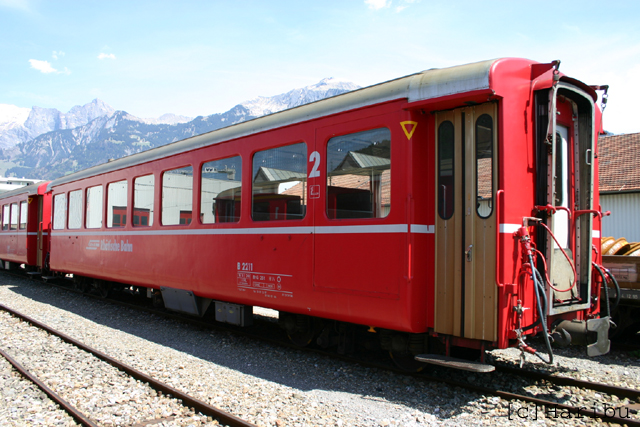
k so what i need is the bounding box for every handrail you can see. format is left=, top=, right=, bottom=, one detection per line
left=495, top=189, right=504, bottom=288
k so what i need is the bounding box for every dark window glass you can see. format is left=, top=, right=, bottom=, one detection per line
left=252, top=143, right=307, bottom=221
left=438, top=121, right=454, bottom=219
left=476, top=114, right=493, bottom=218
left=326, top=128, right=391, bottom=219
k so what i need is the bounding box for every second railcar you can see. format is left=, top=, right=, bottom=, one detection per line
left=0, top=182, right=51, bottom=271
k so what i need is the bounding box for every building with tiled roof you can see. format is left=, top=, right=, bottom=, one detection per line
left=599, top=132, right=640, bottom=241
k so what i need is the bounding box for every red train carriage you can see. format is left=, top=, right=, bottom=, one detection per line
left=0, top=182, right=51, bottom=271
left=41, top=58, right=609, bottom=370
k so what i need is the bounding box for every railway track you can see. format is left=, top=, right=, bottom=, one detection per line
left=0, top=303, right=256, bottom=427
left=5, top=270, right=640, bottom=425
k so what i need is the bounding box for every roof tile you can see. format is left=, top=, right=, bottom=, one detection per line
left=598, top=132, right=640, bottom=193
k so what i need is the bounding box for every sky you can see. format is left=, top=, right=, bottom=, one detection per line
left=1, top=0, right=639, bottom=134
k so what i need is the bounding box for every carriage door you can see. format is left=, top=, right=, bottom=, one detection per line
left=36, top=195, right=44, bottom=268
left=434, top=103, right=498, bottom=342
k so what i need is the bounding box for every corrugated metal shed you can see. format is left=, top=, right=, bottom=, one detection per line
left=601, top=193, right=640, bottom=242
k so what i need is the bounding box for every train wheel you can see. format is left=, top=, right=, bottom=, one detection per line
left=389, top=351, right=426, bottom=372
left=76, top=278, right=90, bottom=294
left=281, top=314, right=319, bottom=347
left=98, top=282, right=111, bottom=298
left=152, top=290, right=164, bottom=308
left=287, top=329, right=316, bottom=347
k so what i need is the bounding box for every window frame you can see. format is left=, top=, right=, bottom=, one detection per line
left=9, top=203, right=18, bottom=230
left=2, top=205, right=9, bottom=231
left=161, top=165, right=194, bottom=226
left=200, top=155, right=242, bottom=225
left=86, top=185, right=104, bottom=229
left=475, top=113, right=494, bottom=219
left=251, top=141, right=308, bottom=222
left=68, top=189, right=83, bottom=230
left=53, top=193, right=67, bottom=230
left=134, top=174, right=155, bottom=228
left=325, top=127, right=391, bottom=221
left=437, top=120, right=455, bottom=220
left=107, top=180, right=129, bottom=228
left=19, top=201, right=27, bottom=230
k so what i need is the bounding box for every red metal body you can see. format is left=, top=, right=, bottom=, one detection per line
left=0, top=182, right=51, bottom=268
left=15, top=58, right=608, bottom=356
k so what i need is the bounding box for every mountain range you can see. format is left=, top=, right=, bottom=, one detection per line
left=0, top=78, right=359, bottom=180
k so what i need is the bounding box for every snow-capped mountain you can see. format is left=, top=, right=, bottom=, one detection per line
left=138, top=114, right=194, bottom=125
left=0, top=104, right=31, bottom=132
left=3, top=78, right=359, bottom=180
left=0, top=99, right=195, bottom=150
left=241, top=78, right=360, bottom=117
left=0, top=99, right=115, bottom=150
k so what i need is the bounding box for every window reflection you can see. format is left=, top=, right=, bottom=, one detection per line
left=252, top=143, right=306, bottom=221
left=326, top=128, right=391, bottom=219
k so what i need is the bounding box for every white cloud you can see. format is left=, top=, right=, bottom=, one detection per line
left=52, top=50, right=65, bottom=60
left=28, top=59, right=57, bottom=74
left=0, top=0, right=30, bottom=11
left=98, top=53, right=116, bottom=60
left=365, top=0, right=390, bottom=10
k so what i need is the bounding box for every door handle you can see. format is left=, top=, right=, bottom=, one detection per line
left=465, top=245, right=473, bottom=262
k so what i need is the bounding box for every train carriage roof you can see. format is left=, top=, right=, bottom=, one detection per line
left=47, top=58, right=519, bottom=191
left=0, top=181, right=46, bottom=200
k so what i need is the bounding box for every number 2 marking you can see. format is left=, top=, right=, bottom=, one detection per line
left=309, top=151, right=321, bottom=178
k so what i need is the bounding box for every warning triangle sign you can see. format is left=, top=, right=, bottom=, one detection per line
left=400, top=121, right=418, bottom=140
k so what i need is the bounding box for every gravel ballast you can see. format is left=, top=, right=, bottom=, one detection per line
left=0, top=274, right=638, bottom=426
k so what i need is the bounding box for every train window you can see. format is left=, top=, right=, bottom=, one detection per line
left=326, top=128, right=390, bottom=219
left=1, top=205, right=7, bottom=230
left=10, top=203, right=18, bottom=230
left=19, top=201, right=27, bottom=229
left=68, top=190, right=82, bottom=229
left=438, top=121, right=455, bottom=220
left=107, top=180, right=128, bottom=228
left=476, top=114, right=494, bottom=218
left=201, top=156, right=241, bottom=224
left=86, top=185, right=103, bottom=229
left=252, top=142, right=307, bottom=221
left=53, top=194, right=66, bottom=230
left=134, top=175, right=154, bottom=227
left=162, top=166, right=193, bottom=226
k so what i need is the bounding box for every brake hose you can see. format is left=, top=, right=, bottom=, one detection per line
left=592, top=262, right=621, bottom=316
left=530, top=254, right=554, bottom=364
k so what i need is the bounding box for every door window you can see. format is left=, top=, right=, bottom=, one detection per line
left=438, top=121, right=455, bottom=219
left=475, top=114, right=494, bottom=218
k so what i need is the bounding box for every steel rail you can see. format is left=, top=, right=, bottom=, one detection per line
left=0, top=303, right=256, bottom=427
left=496, top=364, right=640, bottom=401
left=6, top=272, right=640, bottom=425
left=0, top=347, right=100, bottom=427
left=410, top=370, right=639, bottom=426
